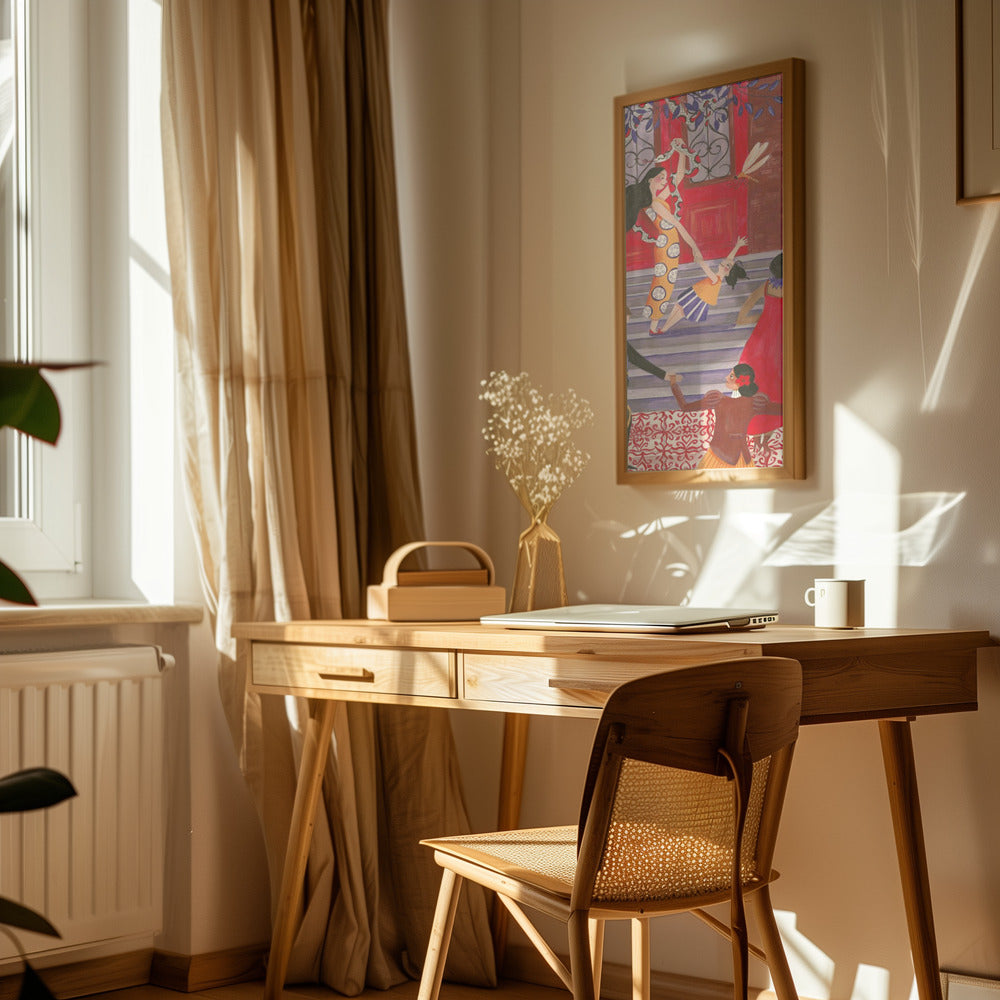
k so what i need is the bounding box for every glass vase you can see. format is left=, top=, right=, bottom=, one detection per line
left=509, top=518, right=567, bottom=612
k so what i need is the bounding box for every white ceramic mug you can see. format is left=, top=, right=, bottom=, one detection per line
left=804, top=578, right=865, bottom=628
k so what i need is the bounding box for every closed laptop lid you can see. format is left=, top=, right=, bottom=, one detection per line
left=480, top=603, right=778, bottom=634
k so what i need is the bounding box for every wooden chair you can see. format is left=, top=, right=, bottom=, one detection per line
left=416, top=657, right=803, bottom=1000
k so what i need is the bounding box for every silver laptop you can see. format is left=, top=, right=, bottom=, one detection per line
left=481, top=603, right=778, bottom=634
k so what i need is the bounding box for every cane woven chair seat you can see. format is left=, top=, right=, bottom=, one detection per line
left=416, top=657, right=803, bottom=1000
left=427, top=755, right=772, bottom=906
left=427, top=825, right=578, bottom=895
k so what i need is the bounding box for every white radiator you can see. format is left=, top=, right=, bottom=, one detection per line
left=0, top=646, right=168, bottom=960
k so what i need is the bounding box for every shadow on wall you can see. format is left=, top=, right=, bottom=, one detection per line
left=872, top=0, right=1000, bottom=416
left=594, top=370, right=966, bottom=622
left=582, top=487, right=964, bottom=617
left=775, top=911, right=900, bottom=1000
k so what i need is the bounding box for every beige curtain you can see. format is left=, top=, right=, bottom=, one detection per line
left=160, top=0, right=495, bottom=993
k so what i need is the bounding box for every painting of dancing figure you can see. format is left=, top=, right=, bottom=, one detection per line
left=615, top=59, right=805, bottom=484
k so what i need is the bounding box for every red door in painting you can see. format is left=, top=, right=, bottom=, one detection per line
left=624, top=76, right=783, bottom=269
left=657, top=82, right=747, bottom=262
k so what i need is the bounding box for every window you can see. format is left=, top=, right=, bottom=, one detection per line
left=0, top=0, right=91, bottom=600
left=1, top=0, right=22, bottom=516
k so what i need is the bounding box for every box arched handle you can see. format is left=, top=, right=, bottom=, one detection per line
left=380, top=541, right=496, bottom=587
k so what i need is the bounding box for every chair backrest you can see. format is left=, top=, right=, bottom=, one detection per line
left=572, top=656, right=802, bottom=910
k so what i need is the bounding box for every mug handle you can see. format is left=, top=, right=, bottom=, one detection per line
left=804, top=586, right=816, bottom=607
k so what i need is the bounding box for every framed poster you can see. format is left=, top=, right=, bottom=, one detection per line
left=615, top=58, right=805, bottom=484
left=956, top=0, right=1000, bottom=203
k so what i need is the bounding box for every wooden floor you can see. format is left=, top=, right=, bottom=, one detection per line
left=99, top=980, right=564, bottom=1000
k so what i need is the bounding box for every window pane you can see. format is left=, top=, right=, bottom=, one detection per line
left=0, top=0, right=19, bottom=517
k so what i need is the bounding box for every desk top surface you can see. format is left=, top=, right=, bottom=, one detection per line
left=233, top=619, right=993, bottom=660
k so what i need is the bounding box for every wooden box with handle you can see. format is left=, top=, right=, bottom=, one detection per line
left=366, top=541, right=507, bottom=621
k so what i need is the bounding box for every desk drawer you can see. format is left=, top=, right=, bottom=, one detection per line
left=253, top=643, right=456, bottom=698
left=463, top=654, right=659, bottom=710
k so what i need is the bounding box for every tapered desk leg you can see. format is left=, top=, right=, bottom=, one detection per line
left=491, top=713, right=530, bottom=968
left=264, top=699, right=337, bottom=1000
left=878, top=719, right=944, bottom=1000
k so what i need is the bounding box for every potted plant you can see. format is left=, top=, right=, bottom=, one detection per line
left=0, top=360, right=83, bottom=998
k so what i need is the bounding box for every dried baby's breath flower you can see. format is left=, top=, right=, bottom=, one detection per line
left=479, top=370, right=593, bottom=523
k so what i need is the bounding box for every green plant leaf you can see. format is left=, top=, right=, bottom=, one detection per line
left=19, top=961, right=59, bottom=1000
left=0, top=561, right=36, bottom=606
left=0, top=365, right=61, bottom=444
left=0, top=768, right=77, bottom=813
left=0, top=898, right=60, bottom=938
left=0, top=361, right=99, bottom=444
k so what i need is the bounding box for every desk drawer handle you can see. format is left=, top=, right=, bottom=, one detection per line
left=317, top=668, right=375, bottom=683
left=547, top=677, right=618, bottom=694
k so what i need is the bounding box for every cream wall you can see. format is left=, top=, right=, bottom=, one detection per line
left=391, top=2, right=1000, bottom=999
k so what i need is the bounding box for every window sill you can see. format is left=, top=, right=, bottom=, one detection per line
left=0, top=601, right=204, bottom=630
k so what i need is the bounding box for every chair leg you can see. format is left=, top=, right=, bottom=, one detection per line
left=749, top=886, right=798, bottom=1000
left=589, top=918, right=606, bottom=998
left=732, top=911, right=749, bottom=1000
left=418, top=867, right=464, bottom=1000
left=631, top=918, right=650, bottom=1000
left=568, top=911, right=597, bottom=1000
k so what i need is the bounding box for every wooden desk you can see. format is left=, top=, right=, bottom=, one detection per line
left=233, top=620, right=990, bottom=1000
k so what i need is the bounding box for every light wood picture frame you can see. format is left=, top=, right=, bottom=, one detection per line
left=615, top=58, right=805, bottom=485
left=956, top=0, right=1000, bottom=203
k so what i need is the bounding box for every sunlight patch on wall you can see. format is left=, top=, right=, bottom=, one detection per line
left=851, top=964, right=891, bottom=1000
left=763, top=492, right=964, bottom=570
left=901, top=0, right=926, bottom=390
left=128, top=0, right=174, bottom=602
left=922, top=204, right=999, bottom=412
left=614, top=484, right=964, bottom=610
left=619, top=515, right=690, bottom=538
left=687, top=490, right=784, bottom=607
left=771, top=911, right=895, bottom=1000
left=774, top=909, right=835, bottom=1000
left=833, top=404, right=899, bottom=625
left=869, top=2, right=890, bottom=271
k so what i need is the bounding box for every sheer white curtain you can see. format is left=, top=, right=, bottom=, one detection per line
left=160, top=0, right=495, bottom=992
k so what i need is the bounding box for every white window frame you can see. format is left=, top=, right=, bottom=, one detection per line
left=0, top=0, right=91, bottom=600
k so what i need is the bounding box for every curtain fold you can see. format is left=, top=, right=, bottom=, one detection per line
left=160, top=0, right=495, bottom=993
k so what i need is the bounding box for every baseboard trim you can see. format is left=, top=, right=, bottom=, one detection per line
left=0, top=943, right=270, bottom=998
left=0, top=949, right=153, bottom=1000
left=150, top=943, right=268, bottom=993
